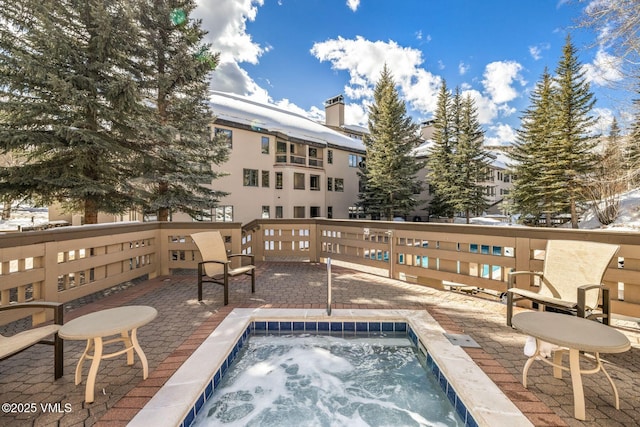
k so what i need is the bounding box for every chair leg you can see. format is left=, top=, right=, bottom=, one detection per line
left=506, top=291, right=513, bottom=327
left=54, top=303, right=64, bottom=379
left=602, top=287, right=610, bottom=326
left=251, top=269, right=255, bottom=293
left=54, top=333, right=63, bottom=379
left=198, top=264, right=203, bottom=302
left=224, top=270, right=229, bottom=305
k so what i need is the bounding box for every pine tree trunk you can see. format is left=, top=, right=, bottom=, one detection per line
left=157, top=181, right=170, bottom=221
left=158, top=207, right=169, bottom=222
left=570, top=198, right=578, bottom=229
left=84, top=199, right=98, bottom=224
left=1, top=196, right=12, bottom=220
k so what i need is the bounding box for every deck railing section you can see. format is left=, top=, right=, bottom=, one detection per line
left=1, top=219, right=639, bottom=324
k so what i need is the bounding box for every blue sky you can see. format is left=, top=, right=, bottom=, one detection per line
left=194, top=0, right=628, bottom=145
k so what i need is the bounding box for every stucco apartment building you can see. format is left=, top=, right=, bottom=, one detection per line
left=192, top=92, right=513, bottom=224
left=50, top=91, right=512, bottom=225
left=171, top=92, right=367, bottom=224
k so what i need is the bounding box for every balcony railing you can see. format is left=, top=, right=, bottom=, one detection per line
left=1, top=219, right=639, bottom=325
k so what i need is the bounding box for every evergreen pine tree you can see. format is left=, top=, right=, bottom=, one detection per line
left=357, top=65, right=423, bottom=220
left=554, top=35, right=598, bottom=228
left=427, top=80, right=455, bottom=218
left=450, top=94, right=490, bottom=222
left=0, top=0, right=146, bottom=224
left=509, top=68, right=566, bottom=225
left=134, top=1, right=228, bottom=221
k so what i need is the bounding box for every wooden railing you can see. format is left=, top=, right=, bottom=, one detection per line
left=244, top=219, right=640, bottom=320
left=1, top=219, right=639, bottom=324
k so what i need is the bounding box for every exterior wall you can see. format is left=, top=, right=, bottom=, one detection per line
left=174, top=122, right=364, bottom=225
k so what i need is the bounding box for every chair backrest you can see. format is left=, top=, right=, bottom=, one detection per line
left=191, top=231, right=229, bottom=277
left=540, top=239, right=619, bottom=308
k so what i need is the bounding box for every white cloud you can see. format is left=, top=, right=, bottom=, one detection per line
left=194, top=0, right=267, bottom=96
left=582, top=48, right=623, bottom=86
left=461, top=89, right=498, bottom=125
left=529, top=43, right=550, bottom=61
left=529, top=46, right=542, bottom=61
left=274, top=99, right=325, bottom=123
left=347, top=0, right=360, bottom=12
left=458, top=62, right=470, bottom=75
left=481, top=60, right=526, bottom=104
left=589, top=107, right=614, bottom=136
left=345, top=103, right=368, bottom=127
left=485, top=123, right=518, bottom=145
left=310, top=36, right=441, bottom=114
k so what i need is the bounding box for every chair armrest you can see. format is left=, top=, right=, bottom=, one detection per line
left=0, top=302, right=64, bottom=325
left=228, top=253, right=255, bottom=264
left=507, top=271, right=543, bottom=289
left=198, top=259, right=229, bottom=265
left=577, top=284, right=604, bottom=292
left=577, top=284, right=608, bottom=315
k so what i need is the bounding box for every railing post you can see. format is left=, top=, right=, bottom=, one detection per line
left=514, top=237, right=532, bottom=290
left=150, top=225, right=163, bottom=278
left=387, top=229, right=394, bottom=279
left=253, top=225, right=264, bottom=261
left=327, top=257, right=332, bottom=316
left=309, top=220, right=319, bottom=263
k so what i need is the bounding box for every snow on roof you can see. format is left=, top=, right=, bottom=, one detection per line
left=488, top=150, right=510, bottom=169
left=209, top=91, right=365, bottom=152
left=412, top=140, right=434, bottom=158
left=341, top=124, right=369, bottom=135
left=412, top=142, right=510, bottom=170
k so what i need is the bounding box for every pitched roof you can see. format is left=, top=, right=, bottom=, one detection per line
left=209, top=91, right=365, bottom=152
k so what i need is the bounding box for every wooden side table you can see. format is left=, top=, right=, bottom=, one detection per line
left=512, top=311, right=630, bottom=420
left=59, top=305, right=158, bottom=403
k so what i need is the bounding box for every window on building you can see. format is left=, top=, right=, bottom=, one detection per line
left=262, top=205, right=270, bottom=218
left=276, top=141, right=287, bottom=163
left=294, top=172, right=305, bottom=190
left=335, top=178, right=344, bottom=192
left=310, top=206, right=321, bottom=218
left=327, top=150, right=333, bottom=164
left=215, top=128, right=232, bottom=149
left=276, top=172, right=283, bottom=189
left=348, top=206, right=365, bottom=219
left=310, top=175, right=320, bottom=191
left=327, top=206, right=333, bottom=219
left=348, top=154, right=364, bottom=168
left=293, top=206, right=305, bottom=218
left=261, top=136, right=269, bottom=154
left=214, top=206, right=233, bottom=222
left=308, top=147, right=322, bottom=167
left=275, top=206, right=283, bottom=218
left=243, top=169, right=258, bottom=187
left=327, top=177, right=333, bottom=191
left=261, top=170, right=270, bottom=187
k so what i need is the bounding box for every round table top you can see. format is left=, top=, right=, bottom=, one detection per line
left=59, top=306, right=158, bottom=340
left=512, top=312, right=630, bottom=354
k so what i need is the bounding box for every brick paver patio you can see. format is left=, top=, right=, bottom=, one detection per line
left=1, top=261, right=638, bottom=426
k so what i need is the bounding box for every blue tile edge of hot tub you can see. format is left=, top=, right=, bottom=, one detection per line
left=180, top=321, right=478, bottom=427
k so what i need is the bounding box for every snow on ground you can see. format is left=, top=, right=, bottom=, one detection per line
left=0, top=206, right=49, bottom=231
left=579, top=188, right=640, bottom=231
